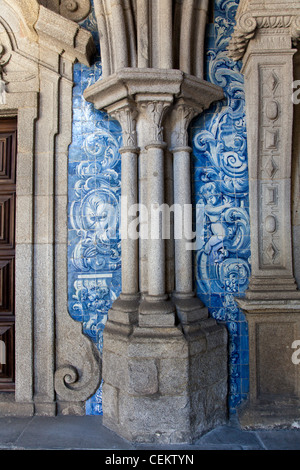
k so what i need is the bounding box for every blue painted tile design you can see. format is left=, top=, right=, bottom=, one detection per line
left=68, top=0, right=250, bottom=415
left=68, top=2, right=122, bottom=415
left=191, top=0, right=250, bottom=413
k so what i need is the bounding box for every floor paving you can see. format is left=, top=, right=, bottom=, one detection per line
left=0, top=414, right=299, bottom=451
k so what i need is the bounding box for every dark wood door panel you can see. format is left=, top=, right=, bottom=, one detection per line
left=0, top=118, right=16, bottom=392
left=0, top=322, right=15, bottom=390
left=0, top=193, right=15, bottom=249
left=0, top=131, right=16, bottom=184
left=0, top=257, right=14, bottom=317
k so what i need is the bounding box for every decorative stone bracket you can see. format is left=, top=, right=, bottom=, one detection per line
left=228, top=0, right=300, bottom=61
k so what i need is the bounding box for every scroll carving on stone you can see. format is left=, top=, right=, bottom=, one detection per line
left=0, top=43, right=11, bottom=104
left=60, top=0, right=91, bottom=23
left=171, top=102, right=197, bottom=149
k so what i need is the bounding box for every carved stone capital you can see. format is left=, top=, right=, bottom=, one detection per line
left=228, top=2, right=300, bottom=61
left=107, top=100, right=138, bottom=149
left=170, top=101, right=197, bottom=150
left=227, top=12, right=257, bottom=61
left=136, top=96, right=173, bottom=145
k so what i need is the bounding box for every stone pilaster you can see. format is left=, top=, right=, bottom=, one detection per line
left=228, top=0, right=300, bottom=428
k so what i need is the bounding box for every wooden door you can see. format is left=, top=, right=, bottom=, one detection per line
left=0, top=118, right=16, bottom=391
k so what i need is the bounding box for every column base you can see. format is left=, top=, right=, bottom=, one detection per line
left=245, top=277, right=300, bottom=300
left=238, top=401, right=300, bottom=430
left=172, top=292, right=211, bottom=335
left=236, top=296, right=300, bottom=429
left=0, top=393, right=35, bottom=417
left=107, top=294, right=140, bottom=326
left=138, top=297, right=176, bottom=328
left=102, top=296, right=228, bottom=444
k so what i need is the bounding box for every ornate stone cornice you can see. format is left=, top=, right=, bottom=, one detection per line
left=228, top=2, right=300, bottom=61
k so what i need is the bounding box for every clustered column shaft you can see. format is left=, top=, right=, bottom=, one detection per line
left=108, top=95, right=200, bottom=321
left=108, top=100, right=139, bottom=300
left=170, top=102, right=197, bottom=297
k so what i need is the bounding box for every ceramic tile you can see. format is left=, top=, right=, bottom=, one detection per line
left=192, top=0, right=250, bottom=413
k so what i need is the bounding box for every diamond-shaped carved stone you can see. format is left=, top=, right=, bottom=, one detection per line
left=266, top=242, right=278, bottom=262
left=265, top=157, right=278, bottom=178
left=268, top=71, right=280, bottom=93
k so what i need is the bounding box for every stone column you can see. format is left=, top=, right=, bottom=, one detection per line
left=84, top=58, right=227, bottom=445
left=107, top=99, right=140, bottom=325
left=171, top=102, right=195, bottom=296
left=169, top=100, right=209, bottom=328
left=173, top=145, right=193, bottom=291
left=137, top=96, right=176, bottom=327
left=228, top=1, right=300, bottom=428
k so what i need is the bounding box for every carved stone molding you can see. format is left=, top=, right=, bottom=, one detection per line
left=34, top=5, right=95, bottom=66
left=93, top=0, right=209, bottom=79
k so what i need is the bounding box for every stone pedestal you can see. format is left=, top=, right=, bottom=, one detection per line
left=236, top=299, right=300, bottom=428
left=102, top=306, right=228, bottom=444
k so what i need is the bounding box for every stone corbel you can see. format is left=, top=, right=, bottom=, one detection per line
left=34, top=5, right=96, bottom=66
left=227, top=12, right=257, bottom=61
